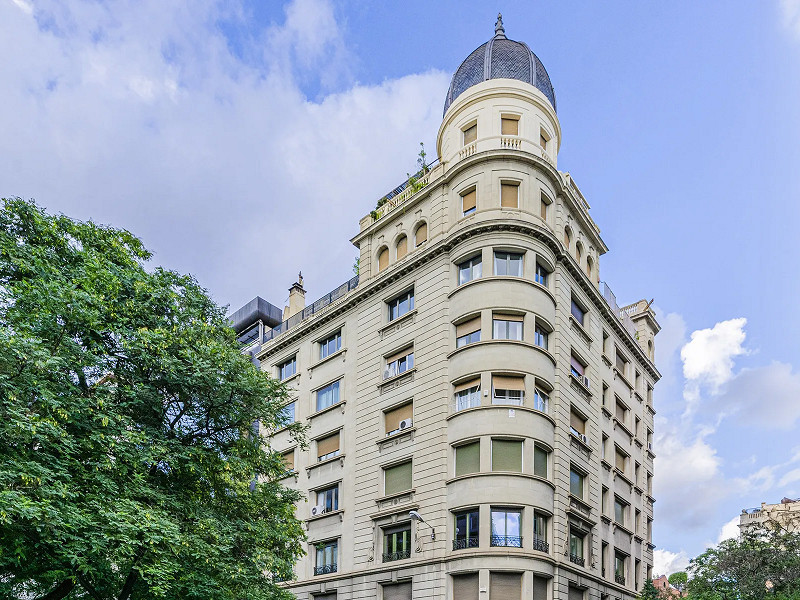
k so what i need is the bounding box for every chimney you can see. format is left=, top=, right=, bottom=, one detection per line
left=284, top=272, right=306, bottom=320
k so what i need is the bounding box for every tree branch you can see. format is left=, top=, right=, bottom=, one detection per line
left=32, top=579, right=75, bottom=600
left=117, top=567, right=139, bottom=600
left=77, top=574, right=104, bottom=600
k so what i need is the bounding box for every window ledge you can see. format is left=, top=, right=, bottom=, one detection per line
left=306, top=509, right=344, bottom=524
left=614, top=367, right=634, bottom=390
left=634, top=438, right=643, bottom=448
left=634, top=533, right=644, bottom=542
left=445, top=472, right=555, bottom=489
left=614, top=468, right=634, bottom=487
left=614, top=417, right=634, bottom=439
left=634, top=484, right=644, bottom=494
left=280, top=372, right=301, bottom=384
left=446, top=404, right=556, bottom=427
left=600, top=514, right=612, bottom=524
left=601, top=405, right=612, bottom=418
left=601, top=353, right=613, bottom=367
left=646, top=494, right=656, bottom=503
left=600, top=458, right=613, bottom=471
left=375, top=488, right=416, bottom=504
left=377, top=427, right=416, bottom=445
left=309, top=400, right=346, bottom=420
left=614, top=523, right=634, bottom=537
left=634, top=389, right=645, bottom=402
left=311, top=348, right=346, bottom=371
left=447, top=339, right=556, bottom=366
left=378, top=367, right=416, bottom=388
left=380, top=309, right=417, bottom=335
left=306, top=453, right=345, bottom=474
left=569, top=372, right=592, bottom=396
left=569, top=432, right=593, bottom=453
left=447, top=275, right=557, bottom=307
left=647, top=448, right=656, bottom=459
left=569, top=315, right=593, bottom=344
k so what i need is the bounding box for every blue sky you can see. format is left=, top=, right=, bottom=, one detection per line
left=2, top=0, right=800, bottom=575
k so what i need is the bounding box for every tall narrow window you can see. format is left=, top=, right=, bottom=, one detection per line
left=615, top=552, right=626, bottom=584
left=534, top=387, right=549, bottom=413
left=461, top=188, right=477, bottom=216
left=278, top=356, right=297, bottom=380
left=317, top=484, right=339, bottom=512
left=454, top=509, right=480, bottom=549
left=316, top=380, right=340, bottom=411
left=534, top=324, right=549, bottom=349
left=540, top=192, right=551, bottom=220
left=570, top=355, right=585, bottom=378
left=463, top=123, right=477, bottom=145
left=280, top=401, right=296, bottom=425
left=378, top=247, right=389, bottom=272
left=534, top=444, right=548, bottom=478
left=570, top=298, right=585, bottom=325
left=415, top=222, right=428, bottom=246
left=564, top=227, right=571, bottom=249
left=316, top=432, right=340, bottom=462
left=490, top=509, right=522, bottom=547
left=570, top=409, right=587, bottom=441
left=493, top=313, right=523, bottom=340
left=396, top=235, right=408, bottom=260
left=500, top=183, right=519, bottom=208
left=535, top=262, right=549, bottom=286
left=494, top=251, right=523, bottom=276
left=614, top=497, right=626, bottom=526
left=314, top=540, right=338, bottom=575
left=540, top=129, right=548, bottom=150
left=501, top=116, right=519, bottom=135
left=458, top=255, right=482, bottom=285
left=382, top=524, right=411, bottom=562
left=456, top=316, right=481, bottom=348
left=492, top=375, right=525, bottom=406
left=568, top=528, right=585, bottom=565
left=533, top=511, right=549, bottom=552
left=281, top=449, right=295, bottom=472
left=570, top=467, right=585, bottom=498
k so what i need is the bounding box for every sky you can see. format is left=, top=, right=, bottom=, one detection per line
left=2, top=0, right=800, bottom=577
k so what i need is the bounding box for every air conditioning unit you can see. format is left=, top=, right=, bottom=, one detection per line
left=581, top=376, right=591, bottom=389
left=647, top=442, right=653, bottom=451
left=310, top=504, right=326, bottom=517
left=383, top=368, right=392, bottom=380
left=399, top=418, right=413, bottom=430
left=578, top=433, right=588, bottom=444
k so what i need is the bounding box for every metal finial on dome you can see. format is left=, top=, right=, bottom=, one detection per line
left=494, top=13, right=506, bottom=38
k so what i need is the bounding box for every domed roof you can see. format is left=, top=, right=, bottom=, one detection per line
left=443, top=14, right=556, bottom=116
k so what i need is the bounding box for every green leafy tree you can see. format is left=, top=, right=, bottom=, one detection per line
left=669, top=571, right=688, bottom=592
left=686, top=522, right=800, bottom=600
left=0, top=199, right=306, bottom=600
left=639, top=578, right=665, bottom=600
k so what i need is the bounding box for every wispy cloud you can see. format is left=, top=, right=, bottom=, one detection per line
left=781, top=0, right=800, bottom=38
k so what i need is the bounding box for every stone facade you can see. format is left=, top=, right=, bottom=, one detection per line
left=243, top=19, right=660, bottom=600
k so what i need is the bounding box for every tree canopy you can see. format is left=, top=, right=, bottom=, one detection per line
left=668, top=571, right=687, bottom=592
left=0, top=198, right=305, bottom=600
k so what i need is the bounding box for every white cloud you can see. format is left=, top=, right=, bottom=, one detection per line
left=779, top=468, right=800, bottom=488
left=681, top=317, right=747, bottom=394
left=714, top=362, right=800, bottom=429
left=716, top=516, right=740, bottom=544
left=781, top=0, right=800, bottom=38
left=653, top=549, right=690, bottom=577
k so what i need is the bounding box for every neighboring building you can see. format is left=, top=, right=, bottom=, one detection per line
left=235, top=14, right=661, bottom=600
left=652, top=575, right=686, bottom=598
left=740, top=497, right=800, bottom=532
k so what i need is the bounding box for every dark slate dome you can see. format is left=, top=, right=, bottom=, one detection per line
left=443, top=14, right=556, bottom=116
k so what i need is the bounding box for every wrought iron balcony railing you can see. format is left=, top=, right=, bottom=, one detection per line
left=490, top=535, right=522, bottom=548
left=452, top=536, right=479, bottom=550
left=569, top=553, right=585, bottom=567
left=313, top=564, right=337, bottom=575
left=382, top=550, right=411, bottom=562
left=615, top=574, right=626, bottom=585
left=532, top=537, right=549, bottom=553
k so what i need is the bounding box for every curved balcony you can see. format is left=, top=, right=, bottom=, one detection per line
left=445, top=472, right=554, bottom=510
left=448, top=339, right=555, bottom=386
left=449, top=276, right=556, bottom=325
left=447, top=405, right=555, bottom=447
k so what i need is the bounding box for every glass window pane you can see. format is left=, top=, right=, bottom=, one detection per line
left=534, top=446, right=548, bottom=477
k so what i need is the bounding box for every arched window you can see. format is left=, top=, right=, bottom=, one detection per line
left=586, top=256, right=593, bottom=278
left=564, top=227, right=571, bottom=249
left=415, top=222, right=428, bottom=247
left=377, top=247, right=389, bottom=272
left=396, top=235, right=408, bottom=260
left=575, top=241, right=583, bottom=264
left=648, top=340, right=654, bottom=361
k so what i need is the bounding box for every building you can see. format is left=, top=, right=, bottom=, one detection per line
left=740, top=497, right=800, bottom=533
left=234, top=14, right=661, bottom=600
left=652, top=576, right=686, bottom=598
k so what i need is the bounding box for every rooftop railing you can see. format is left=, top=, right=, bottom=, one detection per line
left=600, top=281, right=637, bottom=339
left=373, top=159, right=440, bottom=221
left=263, top=275, right=359, bottom=343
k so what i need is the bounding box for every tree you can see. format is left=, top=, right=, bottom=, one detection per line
left=669, top=571, right=688, bottom=592
left=686, top=521, right=800, bottom=600
left=0, top=199, right=306, bottom=600
left=640, top=578, right=666, bottom=600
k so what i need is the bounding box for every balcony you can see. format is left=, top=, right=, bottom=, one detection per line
left=533, top=537, right=549, bottom=553
left=569, top=553, right=585, bottom=567
left=382, top=550, right=411, bottom=562
left=615, top=574, right=625, bottom=585
left=600, top=282, right=637, bottom=339
left=314, top=564, right=337, bottom=576
left=491, top=535, right=522, bottom=548
left=453, top=537, right=480, bottom=550
left=372, top=159, right=441, bottom=221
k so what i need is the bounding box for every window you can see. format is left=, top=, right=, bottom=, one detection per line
left=280, top=401, right=296, bottom=425
left=533, top=511, right=549, bottom=552
left=492, top=375, right=524, bottom=406
left=314, top=540, right=337, bottom=575
left=317, top=432, right=340, bottom=462
left=281, top=449, right=295, bottom=472
left=534, top=324, right=549, bottom=350
left=279, top=356, right=297, bottom=380
left=602, top=541, right=609, bottom=577
left=501, top=116, right=519, bottom=135
left=635, top=559, right=641, bottom=591
left=635, top=416, right=641, bottom=438
left=602, top=434, right=609, bottom=461
left=384, top=347, right=414, bottom=379
left=615, top=552, right=626, bottom=584
left=384, top=461, right=412, bottom=496
left=396, top=235, right=408, bottom=260
left=492, top=439, right=522, bottom=472
left=615, top=447, right=628, bottom=474
left=533, top=444, right=549, bottom=478
left=570, top=467, right=585, bottom=498
left=382, top=582, right=411, bottom=600
left=494, top=251, right=523, bottom=276
left=534, top=387, right=550, bottom=413
left=602, top=330, right=610, bottom=355
left=570, top=297, right=585, bottom=325
left=615, top=399, right=628, bottom=425
left=490, top=509, right=521, bottom=547
left=454, top=379, right=481, bottom=411
left=615, top=348, right=629, bottom=376
left=490, top=573, right=521, bottom=598
left=569, top=586, right=584, bottom=600
left=454, top=509, right=480, bottom=549
left=635, top=462, right=641, bottom=486
left=570, top=409, right=587, bottom=441
left=316, top=380, right=340, bottom=411
left=452, top=574, right=479, bottom=599
left=493, top=313, right=523, bottom=340
left=458, top=255, right=482, bottom=285
left=569, top=528, right=585, bottom=564
left=564, top=227, right=571, bottom=249
left=614, top=498, right=627, bottom=526
left=415, top=222, right=427, bottom=246
left=456, top=316, right=481, bottom=347
left=602, top=486, right=609, bottom=515
left=455, top=442, right=480, bottom=476
left=535, top=262, right=549, bottom=286
left=378, top=247, right=389, bottom=272
left=463, top=123, right=477, bottom=145
left=635, top=508, right=641, bottom=534
left=388, top=289, right=414, bottom=321
left=385, top=403, right=413, bottom=436
left=575, top=242, right=582, bottom=263
left=540, top=128, right=549, bottom=151
left=320, top=331, right=342, bottom=359
left=461, top=188, right=477, bottom=216
left=317, top=484, right=339, bottom=512
left=382, top=524, right=411, bottom=562
left=500, top=182, right=519, bottom=208
left=586, top=256, right=593, bottom=278
left=570, top=354, right=585, bottom=378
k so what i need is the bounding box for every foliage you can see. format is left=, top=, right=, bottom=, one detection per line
left=352, top=257, right=360, bottom=276
left=669, top=571, right=688, bottom=592
left=686, top=522, right=800, bottom=600
left=639, top=578, right=665, bottom=600
left=372, top=142, right=430, bottom=221
left=0, top=199, right=306, bottom=600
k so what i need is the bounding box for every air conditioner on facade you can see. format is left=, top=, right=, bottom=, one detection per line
left=647, top=442, right=653, bottom=451
left=581, top=376, right=590, bottom=389
left=383, top=367, right=392, bottom=380
left=579, top=433, right=588, bottom=444
left=399, top=418, right=413, bottom=430
left=311, top=504, right=326, bottom=517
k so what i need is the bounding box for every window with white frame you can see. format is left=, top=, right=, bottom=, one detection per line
left=493, top=313, right=523, bottom=340
left=454, top=379, right=481, bottom=411
left=384, top=347, right=414, bottom=380
left=388, top=289, right=414, bottom=322
left=492, top=374, right=524, bottom=406
left=457, top=255, right=482, bottom=285
left=319, top=331, right=341, bottom=360
left=493, top=251, right=523, bottom=276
